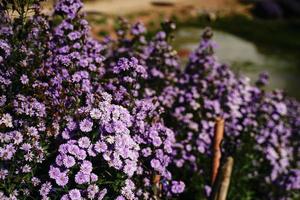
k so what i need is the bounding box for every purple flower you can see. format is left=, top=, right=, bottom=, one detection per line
left=39, top=182, right=52, bottom=198
left=76, top=149, right=87, bottom=160
left=68, top=31, right=81, bottom=41
left=94, top=141, right=107, bottom=153
left=90, top=108, right=102, bottom=119
left=68, top=144, right=80, bottom=155
left=75, top=171, right=90, bottom=184
left=141, top=148, right=151, bottom=157
left=171, top=181, right=185, bottom=194
left=80, top=160, right=93, bottom=173
left=90, top=173, right=98, bottom=182
left=31, top=177, right=41, bottom=186
left=276, top=102, right=287, bottom=115
left=87, top=184, right=99, bottom=199
left=61, top=194, right=70, bottom=200
left=56, top=173, right=69, bottom=186
left=116, top=196, right=125, bottom=200
left=79, top=119, right=93, bottom=132
left=256, top=72, right=269, bottom=86
left=0, top=169, right=8, bottom=180
left=98, top=188, right=107, bottom=200
left=204, top=185, right=212, bottom=197
left=78, top=137, right=91, bottom=148
left=49, top=166, right=61, bottom=179
left=131, top=22, right=146, bottom=36
left=63, top=155, right=76, bottom=168
left=152, top=136, right=162, bottom=147
left=68, top=189, right=81, bottom=200
left=150, top=159, right=161, bottom=171
left=20, top=74, right=29, bottom=84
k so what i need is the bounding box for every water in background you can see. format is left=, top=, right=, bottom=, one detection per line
left=174, top=27, right=300, bottom=99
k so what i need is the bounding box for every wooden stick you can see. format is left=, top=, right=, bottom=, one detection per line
left=153, top=174, right=161, bottom=199
left=211, top=117, right=225, bottom=185
left=214, top=157, right=234, bottom=200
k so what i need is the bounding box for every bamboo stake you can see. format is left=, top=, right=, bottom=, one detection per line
left=153, top=174, right=162, bottom=199
left=211, top=117, right=225, bottom=185
left=213, top=157, right=234, bottom=200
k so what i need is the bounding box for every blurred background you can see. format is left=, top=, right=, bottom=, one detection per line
left=47, top=0, right=300, bottom=99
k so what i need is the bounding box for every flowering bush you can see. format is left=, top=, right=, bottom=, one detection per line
left=0, top=0, right=299, bottom=200
left=167, top=29, right=300, bottom=199
left=0, top=0, right=181, bottom=199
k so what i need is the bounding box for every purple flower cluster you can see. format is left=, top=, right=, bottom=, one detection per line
left=54, top=0, right=83, bottom=19
left=46, top=139, right=106, bottom=199
left=99, top=19, right=186, bottom=197
left=0, top=39, right=11, bottom=62
left=167, top=29, right=300, bottom=198
left=1, top=0, right=299, bottom=199
left=0, top=1, right=138, bottom=199
left=130, top=99, right=180, bottom=197
left=0, top=4, right=51, bottom=198
left=170, top=30, right=257, bottom=171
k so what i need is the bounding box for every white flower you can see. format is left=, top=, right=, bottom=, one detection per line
left=106, top=136, right=115, bottom=144
left=90, top=108, right=101, bottom=119
left=0, top=113, right=13, bottom=128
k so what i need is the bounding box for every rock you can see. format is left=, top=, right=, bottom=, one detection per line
left=253, top=0, right=283, bottom=19
left=278, top=0, right=300, bottom=17
left=151, top=1, right=175, bottom=7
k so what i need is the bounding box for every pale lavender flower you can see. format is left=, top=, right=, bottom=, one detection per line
left=68, top=189, right=81, bottom=200
left=20, top=74, right=29, bottom=84
left=90, top=173, right=98, bottom=182
left=276, top=102, right=287, bottom=115
left=98, top=188, right=107, bottom=200
left=56, top=173, right=69, bottom=186
left=31, top=177, right=41, bottom=186
left=116, top=196, right=125, bottom=200
left=0, top=169, right=8, bottom=180
left=80, top=160, right=93, bottom=173
left=171, top=181, right=185, bottom=194
left=39, top=182, right=52, bottom=198
left=61, top=194, right=70, bottom=200
left=22, top=164, right=31, bottom=173
left=150, top=159, right=161, bottom=171
left=63, top=155, right=76, bottom=168
left=87, top=184, right=99, bottom=199
left=78, top=137, right=91, bottom=148
left=79, top=119, right=93, bottom=132
left=94, top=141, right=107, bottom=153
left=75, top=171, right=90, bottom=184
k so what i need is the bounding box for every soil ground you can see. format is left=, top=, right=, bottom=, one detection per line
left=77, top=0, right=250, bottom=40
left=83, top=0, right=248, bottom=16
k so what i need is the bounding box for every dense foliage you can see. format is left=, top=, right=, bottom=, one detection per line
left=0, top=0, right=299, bottom=199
